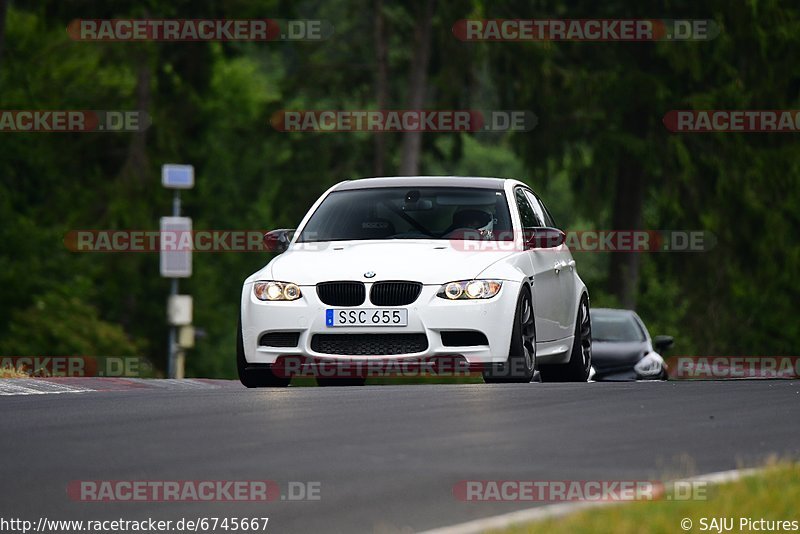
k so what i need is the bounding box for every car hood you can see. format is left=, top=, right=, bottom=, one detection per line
left=591, top=341, right=648, bottom=370
left=254, top=240, right=516, bottom=285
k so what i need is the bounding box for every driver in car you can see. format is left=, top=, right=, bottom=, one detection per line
left=447, top=209, right=494, bottom=239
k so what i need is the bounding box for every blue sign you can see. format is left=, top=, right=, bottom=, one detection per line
left=162, top=164, right=194, bottom=189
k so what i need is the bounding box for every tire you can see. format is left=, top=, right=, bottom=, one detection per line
left=237, top=318, right=291, bottom=388
left=483, top=287, right=536, bottom=384
left=316, top=377, right=366, bottom=387
left=538, top=295, right=591, bottom=383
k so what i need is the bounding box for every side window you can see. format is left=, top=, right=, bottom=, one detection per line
left=514, top=188, right=542, bottom=228
left=525, top=191, right=558, bottom=228
left=538, top=197, right=557, bottom=228
left=524, top=190, right=547, bottom=227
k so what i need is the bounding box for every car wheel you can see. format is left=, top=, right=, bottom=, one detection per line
left=483, top=287, right=536, bottom=384
left=237, top=317, right=291, bottom=388
left=539, top=295, right=591, bottom=383
left=316, top=377, right=367, bottom=387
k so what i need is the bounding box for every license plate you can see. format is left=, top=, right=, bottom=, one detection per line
left=326, top=309, right=408, bottom=327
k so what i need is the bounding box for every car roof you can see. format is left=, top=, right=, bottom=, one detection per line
left=333, top=176, right=510, bottom=191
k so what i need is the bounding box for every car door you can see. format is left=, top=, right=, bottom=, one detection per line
left=525, top=189, right=576, bottom=340
left=513, top=187, right=561, bottom=342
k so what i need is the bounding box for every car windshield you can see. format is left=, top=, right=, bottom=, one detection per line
left=296, top=187, right=513, bottom=242
left=591, top=312, right=646, bottom=342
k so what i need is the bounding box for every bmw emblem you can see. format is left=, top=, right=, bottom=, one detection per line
left=364, top=271, right=376, bottom=278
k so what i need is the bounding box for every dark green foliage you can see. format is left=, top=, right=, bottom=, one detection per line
left=1, top=1, right=797, bottom=377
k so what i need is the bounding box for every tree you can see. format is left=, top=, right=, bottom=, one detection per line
left=399, top=0, right=435, bottom=175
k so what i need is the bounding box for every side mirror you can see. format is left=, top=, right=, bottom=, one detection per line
left=526, top=227, right=565, bottom=249
left=263, top=229, right=295, bottom=253
left=653, top=335, right=674, bottom=352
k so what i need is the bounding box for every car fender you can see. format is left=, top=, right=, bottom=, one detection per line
left=475, top=256, right=533, bottom=353
left=474, top=251, right=530, bottom=284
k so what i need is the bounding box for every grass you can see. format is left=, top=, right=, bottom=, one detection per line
left=0, top=367, right=29, bottom=378
left=494, top=462, right=800, bottom=534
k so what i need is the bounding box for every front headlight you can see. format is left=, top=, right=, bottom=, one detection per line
left=254, top=281, right=302, bottom=301
left=437, top=280, right=502, bottom=300
left=633, top=353, right=664, bottom=377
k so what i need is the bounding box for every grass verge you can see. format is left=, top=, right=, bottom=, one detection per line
left=0, top=367, right=29, bottom=378
left=495, top=462, right=800, bottom=534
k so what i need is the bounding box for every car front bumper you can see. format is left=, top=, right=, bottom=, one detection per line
left=592, top=366, right=668, bottom=381
left=240, top=280, right=521, bottom=366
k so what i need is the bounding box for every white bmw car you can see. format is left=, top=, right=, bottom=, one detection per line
left=238, top=176, right=591, bottom=386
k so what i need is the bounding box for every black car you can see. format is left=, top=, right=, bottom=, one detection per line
left=589, top=308, right=673, bottom=381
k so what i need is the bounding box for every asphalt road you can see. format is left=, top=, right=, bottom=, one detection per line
left=1, top=380, right=799, bottom=533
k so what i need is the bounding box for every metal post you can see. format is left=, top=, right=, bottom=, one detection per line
left=167, top=190, right=181, bottom=378
left=168, top=278, right=178, bottom=378
left=172, top=189, right=181, bottom=218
